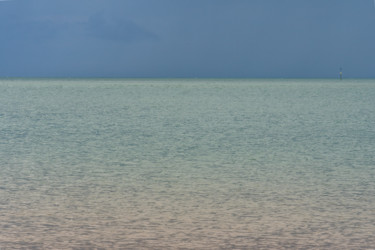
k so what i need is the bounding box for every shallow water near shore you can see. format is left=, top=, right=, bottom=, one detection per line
left=1, top=78, right=374, bottom=249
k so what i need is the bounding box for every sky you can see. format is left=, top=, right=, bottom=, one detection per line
left=0, top=0, right=375, bottom=78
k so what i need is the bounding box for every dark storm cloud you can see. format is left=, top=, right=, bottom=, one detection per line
left=87, top=12, right=157, bottom=43
left=0, top=1, right=155, bottom=44
left=0, top=0, right=375, bottom=77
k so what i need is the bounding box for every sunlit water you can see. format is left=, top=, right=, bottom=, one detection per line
left=0, top=78, right=374, bottom=249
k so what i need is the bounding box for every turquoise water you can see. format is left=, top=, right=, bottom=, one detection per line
left=0, top=78, right=374, bottom=249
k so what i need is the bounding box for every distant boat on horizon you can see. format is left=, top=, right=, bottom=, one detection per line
left=339, top=67, right=343, bottom=80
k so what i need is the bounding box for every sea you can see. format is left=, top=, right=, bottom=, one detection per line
left=0, top=78, right=374, bottom=249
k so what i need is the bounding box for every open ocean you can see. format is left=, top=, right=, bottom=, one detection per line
left=0, top=78, right=374, bottom=249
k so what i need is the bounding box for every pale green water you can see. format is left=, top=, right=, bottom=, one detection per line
left=0, top=78, right=374, bottom=249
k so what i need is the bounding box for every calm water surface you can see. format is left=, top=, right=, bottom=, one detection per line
left=0, top=78, right=374, bottom=249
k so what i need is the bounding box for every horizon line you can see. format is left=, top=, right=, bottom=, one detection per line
left=0, top=76, right=374, bottom=80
